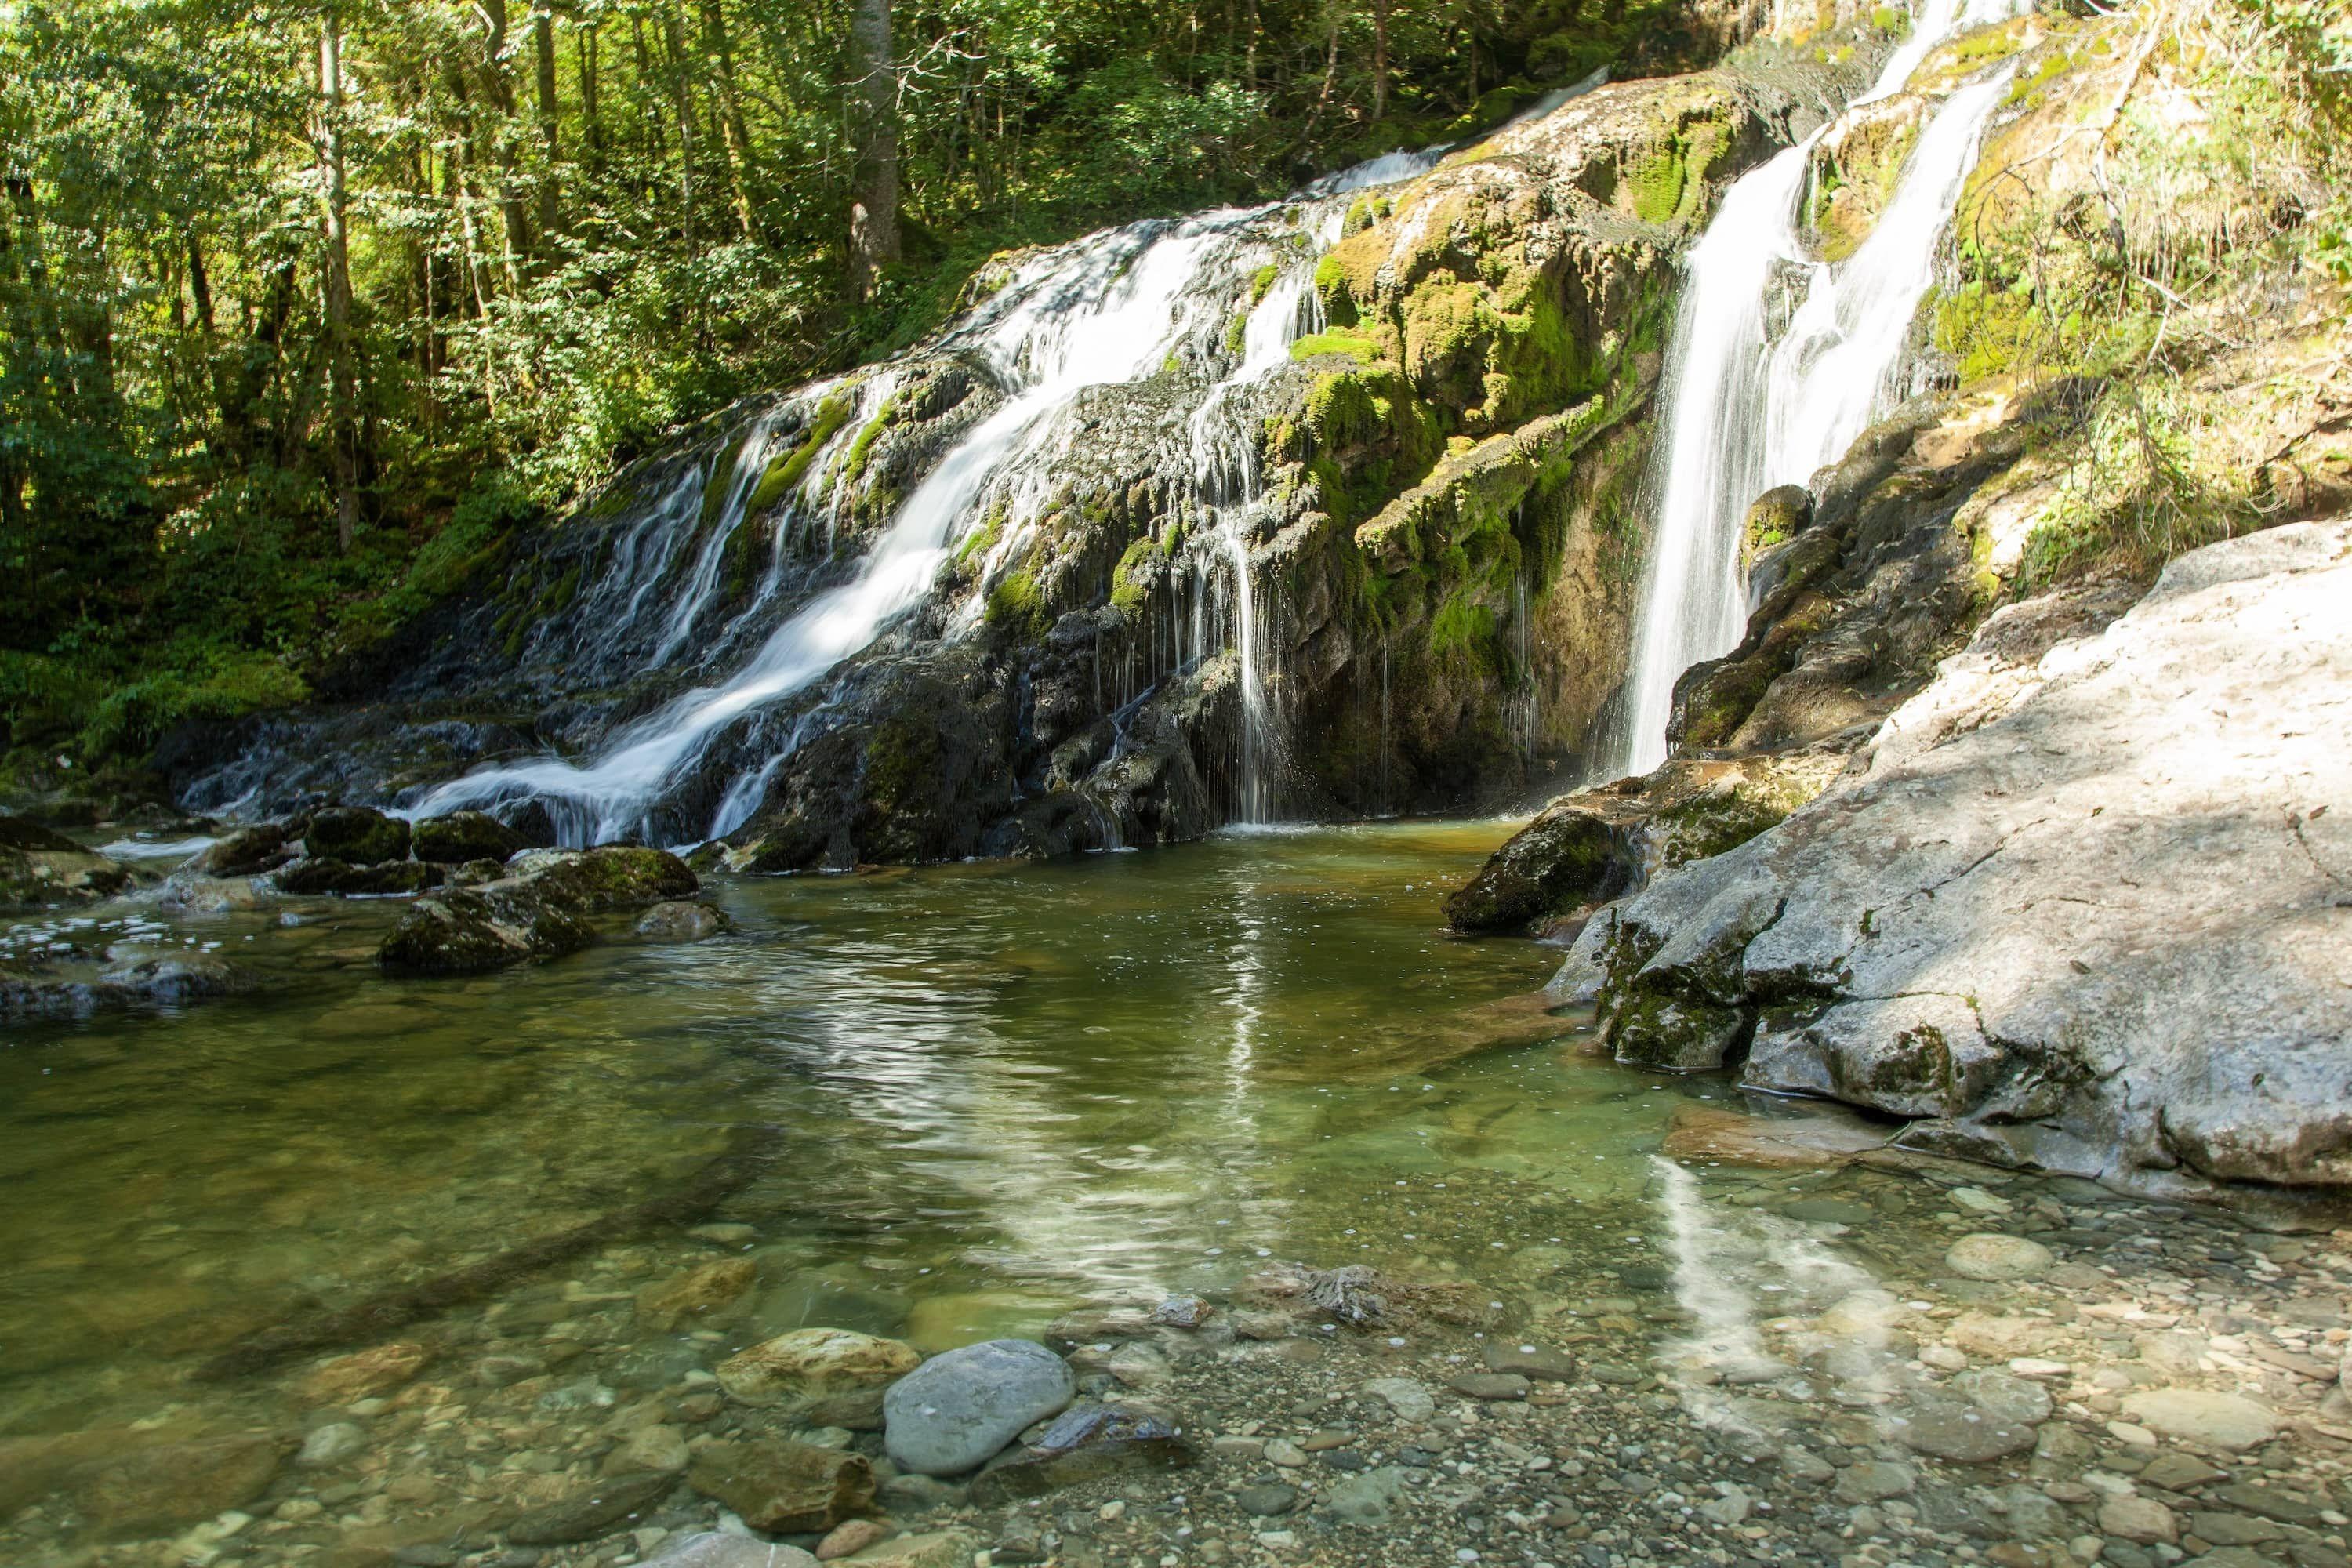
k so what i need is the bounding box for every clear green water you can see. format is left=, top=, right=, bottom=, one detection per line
left=1, top=819, right=1722, bottom=1439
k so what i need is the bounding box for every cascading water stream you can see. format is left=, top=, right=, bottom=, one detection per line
left=1612, top=6, right=2023, bottom=776
left=1182, top=269, right=1317, bottom=824
left=417, top=227, right=1222, bottom=844
left=413, top=132, right=1457, bottom=846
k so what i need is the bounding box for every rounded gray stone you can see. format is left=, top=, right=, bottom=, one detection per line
left=883, top=1338, right=1076, bottom=1477
left=1944, top=1234, right=2055, bottom=1282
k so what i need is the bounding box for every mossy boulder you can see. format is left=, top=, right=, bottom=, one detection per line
left=376, top=885, right=597, bottom=976
left=412, top=810, right=528, bottom=866
left=1445, top=807, right=1638, bottom=934
left=190, top=823, right=292, bottom=877
left=1741, top=485, right=1814, bottom=565
left=302, top=806, right=411, bottom=866
left=0, top=813, right=135, bottom=910
left=278, top=858, right=443, bottom=897
left=521, top=846, right=699, bottom=912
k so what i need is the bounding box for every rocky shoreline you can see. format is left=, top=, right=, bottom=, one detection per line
left=2, top=1122, right=2347, bottom=1568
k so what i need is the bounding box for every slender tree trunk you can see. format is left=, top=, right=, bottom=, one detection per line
left=699, top=0, right=757, bottom=238
left=578, top=24, right=604, bottom=174
left=1373, top=0, right=1389, bottom=121
left=532, top=2, right=562, bottom=237
left=660, top=5, right=699, bottom=248
left=1244, top=0, right=1259, bottom=93
left=318, top=8, right=360, bottom=551
left=1305, top=13, right=1342, bottom=140
left=848, top=0, right=898, bottom=297
left=473, top=0, right=535, bottom=275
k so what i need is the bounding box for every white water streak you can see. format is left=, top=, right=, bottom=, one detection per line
left=1614, top=12, right=2022, bottom=775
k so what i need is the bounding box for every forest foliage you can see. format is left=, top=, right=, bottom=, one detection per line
left=0, top=0, right=1718, bottom=777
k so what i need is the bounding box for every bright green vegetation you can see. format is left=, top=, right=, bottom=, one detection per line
left=1288, top=327, right=1383, bottom=364
left=1932, top=0, right=2352, bottom=588
left=0, top=0, right=1726, bottom=797
left=985, top=568, right=1050, bottom=640
left=747, top=396, right=855, bottom=516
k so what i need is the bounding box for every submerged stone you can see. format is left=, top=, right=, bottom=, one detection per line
left=506, top=1470, right=677, bottom=1544
left=686, top=1439, right=873, bottom=1533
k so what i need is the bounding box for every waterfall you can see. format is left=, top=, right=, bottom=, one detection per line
left=1611, top=10, right=2024, bottom=776
left=1182, top=269, right=1316, bottom=823
left=416, top=226, right=1225, bottom=844
left=412, top=135, right=1449, bottom=846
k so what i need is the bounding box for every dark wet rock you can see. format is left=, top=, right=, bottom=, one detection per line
left=1445, top=807, right=1635, bottom=935
left=963, top=1427, right=1198, bottom=1506
left=303, top=804, right=412, bottom=866
left=1449, top=1371, right=1532, bottom=1400
left=2, top=953, right=259, bottom=1021
left=377, top=885, right=596, bottom=975
left=412, top=810, right=528, bottom=865
left=635, top=900, right=733, bottom=941
left=376, top=846, right=693, bottom=975
left=278, top=856, right=443, bottom=896
left=685, top=1439, right=874, bottom=1534
left=1036, top=1403, right=1179, bottom=1454
left=190, top=822, right=294, bottom=877
left=0, top=813, right=135, bottom=910
left=506, top=1471, right=675, bottom=1544
left=1885, top=1389, right=2038, bottom=1462
left=1483, top=1341, right=1578, bottom=1381
left=1236, top=1483, right=1300, bottom=1515
left=884, top=1338, right=1077, bottom=1477
left=517, top=845, right=698, bottom=911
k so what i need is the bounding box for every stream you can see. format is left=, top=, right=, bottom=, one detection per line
left=4, top=822, right=1662, bottom=1432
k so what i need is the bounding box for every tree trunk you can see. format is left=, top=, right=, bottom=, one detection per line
left=318, top=9, right=360, bottom=551
left=532, top=2, right=562, bottom=237
left=1373, top=0, right=1389, bottom=121
left=473, top=0, right=535, bottom=275
left=578, top=24, right=604, bottom=174
left=700, top=0, right=757, bottom=239
left=660, top=6, right=700, bottom=248
left=848, top=0, right=898, bottom=298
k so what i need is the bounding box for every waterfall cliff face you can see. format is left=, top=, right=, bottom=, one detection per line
left=175, top=39, right=1916, bottom=865
left=1613, top=2, right=2024, bottom=776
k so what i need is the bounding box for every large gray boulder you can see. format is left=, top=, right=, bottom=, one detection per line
left=1576, top=520, right=2352, bottom=1188
left=883, top=1338, right=1076, bottom=1477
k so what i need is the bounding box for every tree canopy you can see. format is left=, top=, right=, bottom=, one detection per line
left=2, top=0, right=1720, bottom=778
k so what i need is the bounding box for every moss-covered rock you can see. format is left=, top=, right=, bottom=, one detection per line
left=278, top=858, right=442, bottom=896
left=190, top=823, right=292, bottom=877
left=1444, top=808, right=1636, bottom=934
left=302, top=806, right=411, bottom=866
left=522, top=846, right=699, bottom=913
left=412, top=810, right=528, bottom=866
left=0, top=813, right=136, bottom=910
left=376, top=886, right=596, bottom=976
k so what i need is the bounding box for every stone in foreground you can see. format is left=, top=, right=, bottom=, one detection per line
left=883, top=1337, right=1076, bottom=1476
left=2119, top=1389, right=2278, bottom=1453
